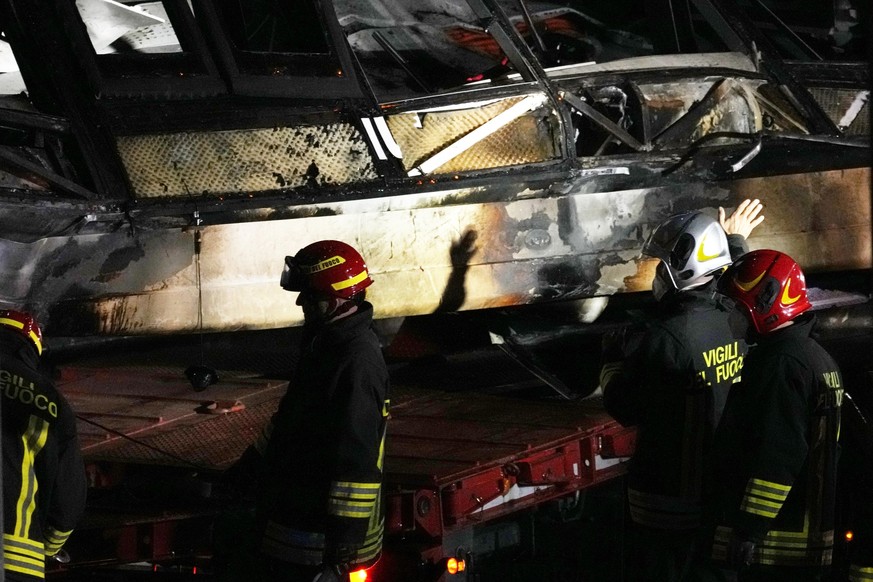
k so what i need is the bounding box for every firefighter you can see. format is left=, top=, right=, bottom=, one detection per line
left=708, top=250, right=842, bottom=581
left=1, top=309, right=87, bottom=581
left=841, top=392, right=873, bottom=582
left=601, top=200, right=763, bottom=581
left=223, top=240, right=390, bottom=582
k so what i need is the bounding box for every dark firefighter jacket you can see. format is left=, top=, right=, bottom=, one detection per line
left=253, top=302, right=390, bottom=569
left=1, top=334, right=87, bottom=580
left=841, top=397, right=873, bottom=582
left=709, top=314, right=842, bottom=569
left=602, top=284, right=746, bottom=531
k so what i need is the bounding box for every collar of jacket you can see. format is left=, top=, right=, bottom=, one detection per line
left=0, top=332, right=40, bottom=369
left=662, top=282, right=716, bottom=311
left=305, top=302, right=375, bottom=349
left=754, top=312, right=816, bottom=346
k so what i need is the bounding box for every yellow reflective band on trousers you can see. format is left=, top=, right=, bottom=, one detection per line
left=328, top=481, right=379, bottom=518
left=713, top=525, right=834, bottom=567
left=849, top=564, right=873, bottom=581
left=740, top=477, right=790, bottom=518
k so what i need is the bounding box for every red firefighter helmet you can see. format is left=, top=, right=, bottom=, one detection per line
left=0, top=309, right=43, bottom=355
left=280, top=240, right=373, bottom=299
left=716, top=249, right=812, bottom=334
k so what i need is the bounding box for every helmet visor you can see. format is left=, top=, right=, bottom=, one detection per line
left=280, top=256, right=305, bottom=291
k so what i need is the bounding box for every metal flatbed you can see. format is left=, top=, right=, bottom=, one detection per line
left=50, top=347, right=635, bottom=578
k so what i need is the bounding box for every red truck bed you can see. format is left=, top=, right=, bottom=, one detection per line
left=53, top=354, right=635, bottom=575
left=385, top=386, right=634, bottom=539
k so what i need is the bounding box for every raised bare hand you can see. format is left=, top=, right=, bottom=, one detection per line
left=719, top=198, right=764, bottom=239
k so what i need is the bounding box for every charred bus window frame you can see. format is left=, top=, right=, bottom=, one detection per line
left=61, top=0, right=225, bottom=99
left=191, top=0, right=366, bottom=100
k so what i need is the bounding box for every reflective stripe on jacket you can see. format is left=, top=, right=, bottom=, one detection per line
left=2, top=336, right=87, bottom=581
left=256, top=303, right=390, bottom=567
left=709, top=315, right=841, bottom=569
left=603, top=287, right=746, bottom=531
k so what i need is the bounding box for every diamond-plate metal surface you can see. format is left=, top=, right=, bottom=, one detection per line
left=80, top=397, right=279, bottom=469
left=807, top=87, right=870, bottom=136
left=116, top=123, right=379, bottom=198
left=59, top=366, right=287, bottom=469
left=386, top=96, right=557, bottom=174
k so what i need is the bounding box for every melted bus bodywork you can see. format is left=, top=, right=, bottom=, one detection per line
left=0, top=0, right=869, bottom=335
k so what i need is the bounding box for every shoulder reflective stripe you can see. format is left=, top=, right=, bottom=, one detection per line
left=16, top=415, right=49, bottom=539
